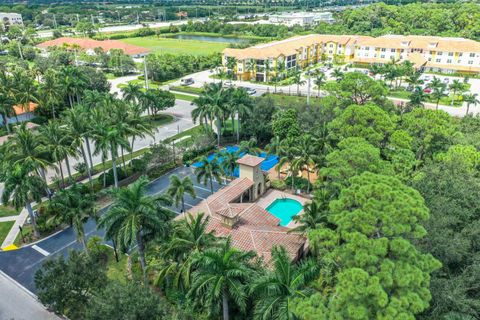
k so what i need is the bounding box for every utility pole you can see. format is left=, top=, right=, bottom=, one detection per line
left=53, top=14, right=57, bottom=29
left=91, top=14, right=94, bottom=25
left=143, top=56, right=149, bottom=89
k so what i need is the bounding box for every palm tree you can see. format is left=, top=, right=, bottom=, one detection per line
left=463, top=93, right=480, bottom=116
left=238, top=137, right=261, bottom=155
left=39, top=70, right=63, bottom=119
left=125, top=103, right=154, bottom=159
left=245, top=60, right=256, bottom=81
left=188, top=238, right=256, bottom=320
left=291, top=69, right=305, bottom=95
left=313, top=69, right=326, bottom=96
left=277, top=137, right=298, bottom=191
left=48, top=183, right=96, bottom=250
left=291, top=135, right=317, bottom=193
left=408, top=86, right=428, bottom=108
left=192, top=83, right=228, bottom=147
left=5, top=124, right=52, bottom=192
left=1, top=164, right=45, bottom=238
left=221, top=150, right=240, bottom=179
left=98, top=176, right=174, bottom=284
left=195, top=156, right=223, bottom=194
left=405, top=71, right=424, bottom=91
left=40, top=121, right=77, bottom=188
left=103, top=124, right=131, bottom=188
left=430, top=84, right=448, bottom=110
left=228, top=88, right=253, bottom=143
left=155, top=213, right=217, bottom=291
left=0, top=91, right=15, bottom=134
left=267, top=136, right=282, bottom=179
left=264, top=59, right=272, bottom=83
left=332, top=68, right=344, bottom=82
left=121, top=83, right=143, bottom=104
left=289, top=201, right=328, bottom=234
left=274, top=61, right=286, bottom=93
left=449, top=79, right=466, bottom=106
left=250, top=246, right=319, bottom=320
left=167, top=175, right=196, bottom=213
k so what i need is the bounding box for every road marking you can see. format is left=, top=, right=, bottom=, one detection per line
left=194, top=185, right=212, bottom=192
left=32, top=245, right=50, bottom=257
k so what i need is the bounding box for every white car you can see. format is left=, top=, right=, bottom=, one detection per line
left=180, top=78, right=194, bottom=86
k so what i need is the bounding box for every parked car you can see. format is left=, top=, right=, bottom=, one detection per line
left=423, top=88, right=432, bottom=93
left=180, top=78, right=194, bottom=86
left=422, top=75, right=431, bottom=81
left=238, top=86, right=256, bottom=95
left=443, top=78, right=450, bottom=84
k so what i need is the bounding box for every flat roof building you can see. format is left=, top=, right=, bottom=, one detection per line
left=269, top=11, right=334, bottom=27
left=0, top=13, right=23, bottom=27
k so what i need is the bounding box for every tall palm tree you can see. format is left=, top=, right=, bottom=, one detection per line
left=98, top=176, right=174, bottom=284
left=245, top=60, right=256, bottom=82
left=195, top=156, right=223, bottom=194
left=430, top=83, right=447, bottom=110
left=332, top=68, right=344, bottom=82
left=48, top=183, right=96, bottom=250
left=291, top=135, right=317, bottom=193
left=221, top=150, right=240, bottom=179
left=192, top=83, right=228, bottom=147
left=188, top=238, right=256, bottom=320
left=463, top=93, right=480, bottom=116
left=267, top=136, right=282, bottom=179
left=408, top=86, right=428, bottom=108
left=0, top=91, right=15, bottom=134
left=291, top=69, right=305, bottom=95
left=238, top=137, right=261, bottom=155
left=125, top=103, right=154, bottom=159
left=289, top=201, right=328, bottom=235
left=167, top=175, right=196, bottom=213
left=5, top=124, right=52, bottom=192
left=40, top=121, right=77, bottom=188
left=449, top=79, right=466, bottom=106
left=39, top=70, right=63, bottom=119
left=1, top=164, right=45, bottom=238
left=313, top=69, right=326, bottom=96
left=250, top=246, right=319, bottom=320
left=228, top=88, right=253, bottom=143
left=121, top=83, right=143, bottom=104
left=155, top=213, right=217, bottom=291
left=264, top=59, right=271, bottom=83
left=103, top=124, right=131, bottom=188
left=277, top=137, right=298, bottom=191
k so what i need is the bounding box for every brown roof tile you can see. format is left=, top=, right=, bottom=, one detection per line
left=236, top=154, right=264, bottom=167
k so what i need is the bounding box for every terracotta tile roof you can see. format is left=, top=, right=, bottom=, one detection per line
left=357, top=35, right=480, bottom=53
left=178, top=177, right=306, bottom=263
left=223, top=34, right=372, bottom=60
left=37, top=37, right=149, bottom=56
left=13, top=102, right=37, bottom=116
left=206, top=177, right=254, bottom=213
left=236, top=154, right=265, bottom=167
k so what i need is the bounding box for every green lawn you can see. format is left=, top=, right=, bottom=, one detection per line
left=105, top=247, right=128, bottom=283
left=0, top=205, right=19, bottom=218
left=121, top=36, right=229, bottom=55
left=174, top=93, right=196, bottom=102
left=0, top=221, right=14, bottom=245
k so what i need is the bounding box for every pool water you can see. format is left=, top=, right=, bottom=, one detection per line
left=266, top=198, right=303, bottom=226
left=191, top=145, right=279, bottom=177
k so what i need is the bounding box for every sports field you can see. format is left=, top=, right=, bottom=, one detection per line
left=121, top=36, right=228, bottom=55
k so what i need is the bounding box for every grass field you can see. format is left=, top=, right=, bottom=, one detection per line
left=0, top=221, right=14, bottom=245
left=0, top=205, right=19, bottom=218
left=121, top=36, right=228, bottom=55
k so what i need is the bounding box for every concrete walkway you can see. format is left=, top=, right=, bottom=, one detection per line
left=0, top=216, right=17, bottom=222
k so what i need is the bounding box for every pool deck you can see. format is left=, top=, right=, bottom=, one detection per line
left=256, top=189, right=309, bottom=228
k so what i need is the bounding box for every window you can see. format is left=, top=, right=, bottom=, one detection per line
left=436, top=58, right=441, bottom=63
left=470, top=53, right=475, bottom=57
left=365, top=46, right=370, bottom=50
left=391, top=49, right=395, bottom=53
left=330, top=44, right=334, bottom=48
left=458, top=60, right=462, bottom=64
left=428, top=58, right=432, bottom=61
left=338, top=44, right=342, bottom=48
left=328, top=50, right=333, bottom=54
left=381, top=48, right=386, bottom=52
left=448, top=52, right=453, bottom=56
left=437, top=52, right=443, bottom=56
left=381, top=54, right=385, bottom=59
left=447, top=59, right=452, bottom=63
left=468, top=60, right=474, bottom=65
left=459, top=53, right=463, bottom=57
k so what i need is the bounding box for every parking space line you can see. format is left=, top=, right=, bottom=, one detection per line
left=194, top=185, right=213, bottom=192
left=32, top=245, right=50, bottom=257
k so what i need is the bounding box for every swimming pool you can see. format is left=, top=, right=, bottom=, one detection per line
left=191, top=145, right=279, bottom=177
left=266, top=198, right=303, bottom=226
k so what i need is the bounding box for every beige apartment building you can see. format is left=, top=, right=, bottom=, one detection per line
left=354, top=35, right=480, bottom=74
left=222, top=34, right=371, bottom=82
left=222, top=34, right=480, bottom=81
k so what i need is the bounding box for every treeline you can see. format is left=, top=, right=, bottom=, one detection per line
left=317, top=2, right=480, bottom=40
left=146, top=53, right=221, bottom=83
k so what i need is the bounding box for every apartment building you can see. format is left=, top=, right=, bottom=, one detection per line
left=223, top=34, right=480, bottom=81
left=222, top=34, right=371, bottom=82
left=353, top=35, right=480, bottom=74
left=0, top=13, right=23, bottom=27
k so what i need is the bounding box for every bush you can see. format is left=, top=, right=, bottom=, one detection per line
left=270, top=179, right=287, bottom=191
left=98, top=167, right=128, bottom=187
left=147, top=162, right=177, bottom=180
left=131, top=158, right=148, bottom=173
left=284, top=176, right=312, bottom=192
left=182, top=145, right=215, bottom=163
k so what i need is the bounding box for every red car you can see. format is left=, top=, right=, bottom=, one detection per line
left=423, top=88, right=432, bottom=93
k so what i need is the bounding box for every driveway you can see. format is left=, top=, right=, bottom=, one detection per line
left=0, top=166, right=222, bottom=295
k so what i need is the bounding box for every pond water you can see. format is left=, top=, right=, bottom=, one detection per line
left=171, top=34, right=250, bottom=44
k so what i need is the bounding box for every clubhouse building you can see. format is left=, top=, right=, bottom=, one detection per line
left=222, top=34, right=480, bottom=80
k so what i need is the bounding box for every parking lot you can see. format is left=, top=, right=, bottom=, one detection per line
left=0, top=166, right=223, bottom=294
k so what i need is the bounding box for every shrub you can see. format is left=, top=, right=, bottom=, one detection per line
left=270, top=179, right=287, bottom=191
left=147, top=162, right=177, bottom=180
left=284, top=176, right=312, bottom=192
left=182, top=145, right=215, bottom=163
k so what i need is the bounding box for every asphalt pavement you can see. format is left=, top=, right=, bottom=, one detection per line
left=0, top=166, right=223, bottom=295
